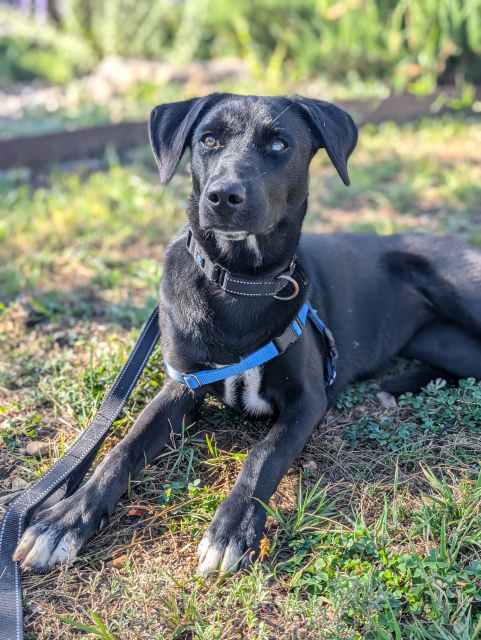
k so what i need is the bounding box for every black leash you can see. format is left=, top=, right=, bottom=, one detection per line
left=0, top=306, right=160, bottom=640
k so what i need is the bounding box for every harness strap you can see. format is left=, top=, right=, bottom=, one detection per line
left=164, top=302, right=337, bottom=391
left=0, top=306, right=161, bottom=640
left=186, top=228, right=304, bottom=299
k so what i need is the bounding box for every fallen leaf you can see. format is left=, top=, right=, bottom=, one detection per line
left=20, top=441, right=51, bottom=457
left=112, top=554, right=128, bottom=568
left=259, top=536, right=271, bottom=560
left=127, top=507, right=148, bottom=517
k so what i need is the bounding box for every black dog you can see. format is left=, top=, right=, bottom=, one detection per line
left=14, top=93, right=481, bottom=576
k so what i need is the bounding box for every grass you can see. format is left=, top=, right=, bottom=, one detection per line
left=1, top=113, right=481, bottom=639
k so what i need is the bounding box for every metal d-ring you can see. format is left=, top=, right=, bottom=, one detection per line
left=273, top=274, right=300, bottom=301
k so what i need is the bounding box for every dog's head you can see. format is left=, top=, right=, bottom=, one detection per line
left=150, top=93, right=357, bottom=244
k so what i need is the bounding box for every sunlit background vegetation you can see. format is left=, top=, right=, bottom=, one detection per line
left=2, top=0, right=481, bottom=89
left=1, top=2, right=481, bottom=639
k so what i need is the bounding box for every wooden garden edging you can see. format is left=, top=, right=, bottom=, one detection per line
left=0, top=91, right=479, bottom=171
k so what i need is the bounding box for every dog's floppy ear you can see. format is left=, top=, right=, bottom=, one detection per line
left=149, top=94, right=224, bottom=184
left=291, top=96, right=357, bottom=186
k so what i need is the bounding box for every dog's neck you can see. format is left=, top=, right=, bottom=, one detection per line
left=187, top=198, right=307, bottom=276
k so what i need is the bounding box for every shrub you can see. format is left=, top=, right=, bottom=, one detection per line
left=64, top=0, right=481, bottom=89
left=0, top=7, right=94, bottom=85
left=3, top=1, right=480, bottom=89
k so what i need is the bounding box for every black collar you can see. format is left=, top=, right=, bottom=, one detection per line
left=186, top=227, right=308, bottom=300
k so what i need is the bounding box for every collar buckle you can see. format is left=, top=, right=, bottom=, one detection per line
left=212, top=264, right=228, bottom=287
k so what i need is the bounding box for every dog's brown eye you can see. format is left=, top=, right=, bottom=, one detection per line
left=201, top=134, right=219, bottom=149
left=270, top=138, right=288, bottom=152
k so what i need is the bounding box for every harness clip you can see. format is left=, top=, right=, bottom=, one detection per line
left=272, top=320, right=303, bottom=353
left=183, top=373, right=202, bottom=390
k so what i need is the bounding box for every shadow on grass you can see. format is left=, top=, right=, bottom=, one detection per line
left=7, top=286, right=157, bottom=331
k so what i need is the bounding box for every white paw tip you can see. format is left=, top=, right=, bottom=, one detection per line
left=196, top=536, right=245, bottom=577
left=196, top=543, right=224, bottom=577
left=50, top=531, right=80, bottom=565
left=197, top=535, right=211, bottom=560
left=14, top=527, right=79, bottom=571
left=220, top=540, right=243, bottom=573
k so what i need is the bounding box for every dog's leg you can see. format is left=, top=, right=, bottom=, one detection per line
left=197, top=388, right=326, bottom=576
left=381, top=365, right=458, bottom=395
left=14, top=381, right=200, bottom=572
left=381, top=321, right=481, bottom=396
left=402, top=321, right=481, bottom=380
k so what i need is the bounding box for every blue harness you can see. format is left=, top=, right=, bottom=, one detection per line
left=164, top=301, right=338, bottom=391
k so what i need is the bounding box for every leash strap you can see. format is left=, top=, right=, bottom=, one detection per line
left=164, top=301, right=337, bottom=390
left=0, top=306, right=161, bottom=640
left=186, top=228, right=302, bottom=299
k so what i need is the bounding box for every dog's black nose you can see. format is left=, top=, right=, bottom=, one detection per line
left=207, top=182, right=245, bottom=209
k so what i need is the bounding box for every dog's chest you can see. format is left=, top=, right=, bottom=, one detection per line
left=222, top=366, right=272, bottom=416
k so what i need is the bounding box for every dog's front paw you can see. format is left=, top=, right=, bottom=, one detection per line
left=13, top=490, right=103, bottom=572
left=197, top=495, right=266, bottom=577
